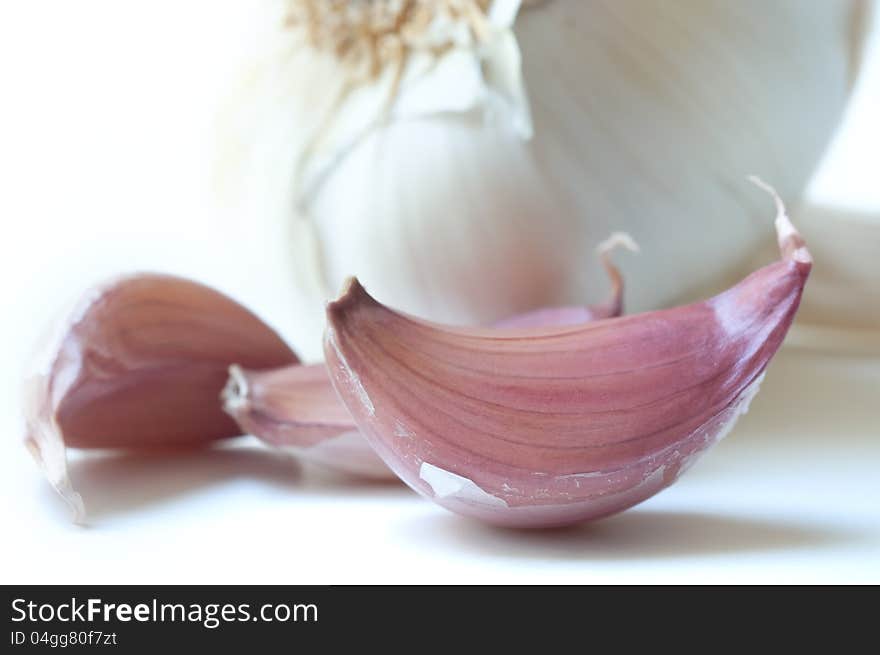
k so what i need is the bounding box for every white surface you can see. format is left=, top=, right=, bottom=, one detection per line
left=0, top=349, right=877, bottom=584
left=0, top=2, right=878, bottom=584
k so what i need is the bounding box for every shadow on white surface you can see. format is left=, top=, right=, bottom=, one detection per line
left=60, top=447, right=301, bottom=522
left=58, top=445, right=408, bottom=524
left=394, top=508, right=860, bottom=561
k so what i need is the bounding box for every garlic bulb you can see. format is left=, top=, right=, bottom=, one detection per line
left=778, top=4, right=880, bottom=353
left=220, top=0, right=859, bottom=360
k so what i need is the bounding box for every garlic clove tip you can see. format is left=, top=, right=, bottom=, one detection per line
left=596, top=231, right=640, bottom=255
left=749, top=175, right=813, bottom=268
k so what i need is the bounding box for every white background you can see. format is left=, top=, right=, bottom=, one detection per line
left=1, top=2, right=878, bottom=584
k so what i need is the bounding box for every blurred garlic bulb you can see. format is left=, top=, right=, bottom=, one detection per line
left=218, top=0, right=861, bottom=360
left=777, top=3, right=880, bottom=354
left=792, top=205, right=880, bottom=329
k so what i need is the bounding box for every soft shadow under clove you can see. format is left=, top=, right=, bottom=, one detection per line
left=294, top=464, right=411, bottom=496
left=60, top=444, right=412, bottom=522
left=64, top=446, right=304, bottom=521
left=394, top=508, right=859, bottom=561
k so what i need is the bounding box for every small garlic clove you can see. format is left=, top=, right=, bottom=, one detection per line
left=222, top=363, right=391, bottom=479
left=323, top=181, right=811, bottom=528
left=24, top=273, right=298, bottom=521
left=223, top=234, right=637, bottom=478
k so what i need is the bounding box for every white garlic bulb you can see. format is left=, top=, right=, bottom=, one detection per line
left=219, top=0, right=861, bottom=360
left=783, top=4, right=880, bottom=354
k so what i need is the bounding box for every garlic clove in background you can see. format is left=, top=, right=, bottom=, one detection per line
left=222, top=363, right=391, bottom=479
left=219, top=0, right=861, bottom=361
left=492, top=231, right=638, bottom=327
left=323, top=182, right=812, bottom=528
left=24, top=273, right=298, bottom=522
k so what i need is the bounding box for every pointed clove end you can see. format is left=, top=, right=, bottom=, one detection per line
left=593, top=232, right=640, bottom=318
left=24, top=421, right=86, bottom=526
left=221, top=364, right=250, bottom=415
left=56, top=478, right=87, bottom=526
left=22, top=307, right=89, bottom=525
left=596, top=231, right=640, bottom=256
left=325, top=277, right=362, bottom=361
left=748, top=175, right=812, bottom=270
left=327, top=276, right=359, bottom=310
left=325, top=276, right=378, bottom=324
left=336, top=276, right=360, bottom=301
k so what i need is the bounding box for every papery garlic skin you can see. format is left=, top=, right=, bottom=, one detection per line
left=24, top=274, right=298, bottom=522
left=323, top=183, right=812, bottom=528
left=222, top=0, right=857, bottom=360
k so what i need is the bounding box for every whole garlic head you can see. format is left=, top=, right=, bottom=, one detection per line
left=219, top=0, right=861, bottom=360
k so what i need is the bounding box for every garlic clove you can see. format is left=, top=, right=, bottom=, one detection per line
left=223, top=364, right=349, bottom=448
left=24, top=273, right=298, bottom=521
left=222, top=363, right=391, bottom=479
left=323, top=181, right=811, bottom=528
left=223, top=234, right=637, bottom=478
